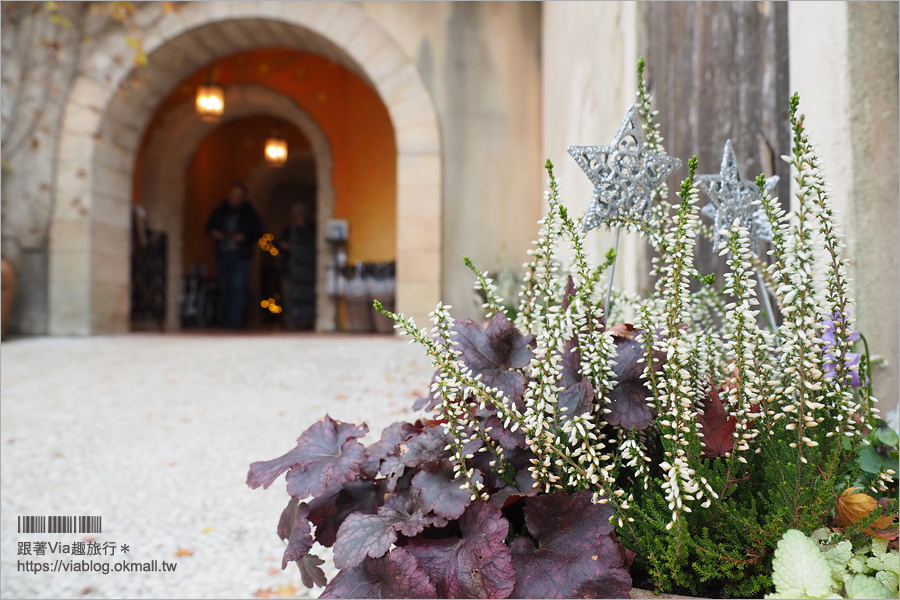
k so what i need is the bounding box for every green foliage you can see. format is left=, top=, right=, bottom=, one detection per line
left=765, top=529, right=899, bottom=599
left=854, top=421, right=899, bottom=496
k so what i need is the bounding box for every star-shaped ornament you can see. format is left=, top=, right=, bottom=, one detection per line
left=569, top=106, right=682, bottom=232
left=698, top=139, right=779, bottom=252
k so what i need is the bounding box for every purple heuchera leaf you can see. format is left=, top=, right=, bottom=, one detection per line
left=560, top=337, right=583, bottom=389
left=334, top=513, right=399, bottom=570
left=297, top=553, right=327, bottom=589
left=558, top=378, right=596, bottom=423
left=399, top=425, right=450, bottom=468
left=380, top=489, right=447, bottom=536
left=453, top=313, right=535, bottom=407
left=281, top=502, right=314, bottom=568
left=510, top=491, right=632, bottom=599
left=308, top=479, right=384, bottom=547
left=278, top=497, right=327, bottom=588
left=247, top=415, right=368, bottom=498
left=412, top=459, right=483, bottom=520
left=379, top=455, right=407, bottom=493
left=484, top=415, right=527, bottom=450
left=321, top=547, right=437, bottom=599
left=603, top=326, right=662, bottom=431
left=605, top=382, right=656, bottom=430
left=333, top=490, right=442, bottom=569
left=277, top=497, right=300, bottom=542
left=610, top=324, right=662, bottom=382
left=406, top=502, right=515, bottom=599
left=363, top=421, right=418, bottom=477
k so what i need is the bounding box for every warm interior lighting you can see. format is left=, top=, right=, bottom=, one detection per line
left=264, top=136, right=288, bottom=167
left=195, top=84, right=224, bottom=122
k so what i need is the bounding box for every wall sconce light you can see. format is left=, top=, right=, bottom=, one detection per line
left=264, top=135, right=288, bottom=167
left=196, top=69, right=224, bottom=122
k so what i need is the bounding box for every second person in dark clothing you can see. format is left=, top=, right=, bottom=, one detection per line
left=205, top=182, right=263, bottom=329
left=279, top=203, right=317, bottom=331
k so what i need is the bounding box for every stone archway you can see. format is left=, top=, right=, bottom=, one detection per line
left=50, top=2, right=442, bottom=335
left=138, top=84, right=336, bottom=332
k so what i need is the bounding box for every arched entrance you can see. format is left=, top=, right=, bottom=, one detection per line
left=49, top=2, right=442, bottom=335
left=180, top=115, right=318, bottom=332
left=135, top=84, right=336, bottom=331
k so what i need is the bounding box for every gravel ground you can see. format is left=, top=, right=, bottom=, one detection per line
left=1, top=333, right=435, bottom=599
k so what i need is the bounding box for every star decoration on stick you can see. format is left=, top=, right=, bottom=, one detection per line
left=568, top=106, right=682, bottom=232
left=697, top=139, right=779, bottom=252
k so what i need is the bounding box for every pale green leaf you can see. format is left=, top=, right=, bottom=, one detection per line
left=771, top=529, right=835, bottom=599
left=823, top=540, right=853, bottom=582
left=847, top=555, right=867, bottom=574
left=875, top=570, right=899, bottom=595
left=845, top=574, right=893, bottom=599
left=866, top=549, right=900, bottom=576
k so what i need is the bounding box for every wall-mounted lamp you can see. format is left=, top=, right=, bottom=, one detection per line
left=196, top=69, right=224, bottom=122
left=264, top=135, right=288, bottom=167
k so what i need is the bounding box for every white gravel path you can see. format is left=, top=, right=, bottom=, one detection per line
left=1, top=333, right=435, bottom=599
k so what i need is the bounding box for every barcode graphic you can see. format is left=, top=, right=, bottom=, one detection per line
left=18, top=516, right=102, bottom=534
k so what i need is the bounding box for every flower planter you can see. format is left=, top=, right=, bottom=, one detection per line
left=249, top=65, right=898, bottom=600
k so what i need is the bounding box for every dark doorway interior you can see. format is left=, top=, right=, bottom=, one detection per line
left=259, top=180, right=317, bottom=330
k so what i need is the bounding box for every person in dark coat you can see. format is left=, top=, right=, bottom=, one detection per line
left=205, top=182, right=263, bottom=329
left=279, top=203, right=317, bottom=330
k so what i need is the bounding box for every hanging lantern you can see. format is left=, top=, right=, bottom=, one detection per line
left=195, top=83, right=224, bottom=122
left=264, top=135, right=288, bottom=167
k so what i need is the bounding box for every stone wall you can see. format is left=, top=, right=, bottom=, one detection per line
left=361, top=1, right=544, bottom=321
left=1, top=4, right=87, bottom=335
left=542, top=1, right=643, bottom=306
left=789, top=1, right=900, bottom=425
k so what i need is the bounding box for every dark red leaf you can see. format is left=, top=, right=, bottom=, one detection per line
left=308, top=479, right=384, bottom=547
left=247, top=416, right=368, bottom=499
left=321, top=547, right=437, bottom=599
left=406, top=502, right=515, bottom=599
left=412, top=460, right=482, bottom=520
left=510, top=491, right=632, bottom=599
left=453, top=313, right=535, bottom=407
left=698, top=386, right=736, bottom=458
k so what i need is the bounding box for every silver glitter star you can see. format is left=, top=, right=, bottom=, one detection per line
left=698, top=140, right=779, bottom=252
left=568, top=106, right=682, bottom=232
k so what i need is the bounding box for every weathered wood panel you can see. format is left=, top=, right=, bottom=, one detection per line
left=639, top=1, right=790, bottom=279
